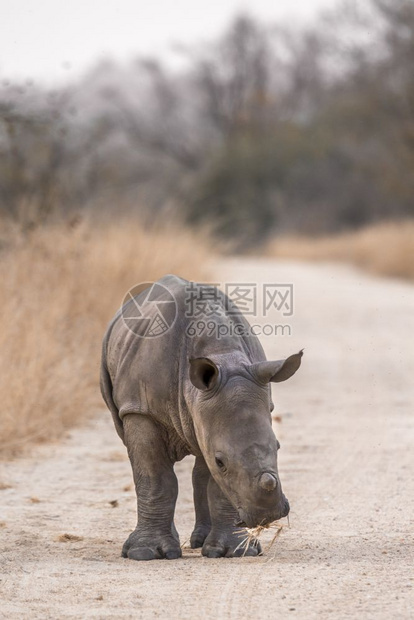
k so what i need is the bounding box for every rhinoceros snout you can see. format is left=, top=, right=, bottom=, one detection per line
left=236, top=494, right=290, bottom=528
left=259, top=472, right=278, bottom=492
left=281, top=496, right=290, bottom=518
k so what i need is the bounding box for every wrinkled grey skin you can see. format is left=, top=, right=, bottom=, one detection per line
left=100, top=275, right=303, bottom=560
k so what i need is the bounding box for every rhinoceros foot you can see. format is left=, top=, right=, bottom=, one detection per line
left=202, top=529, right=262, bottom=558
left=122, top=528, right=182, bottom=561
left=190, top=524, right=211, bottom=549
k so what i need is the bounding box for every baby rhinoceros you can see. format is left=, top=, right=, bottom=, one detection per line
left=100, top=275, right=303, bottom=560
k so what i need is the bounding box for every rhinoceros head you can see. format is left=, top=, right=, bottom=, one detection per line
left=189, top=350, right=303, bottom=528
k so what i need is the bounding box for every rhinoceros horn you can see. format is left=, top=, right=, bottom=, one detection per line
left=251, top=350, right=304, bottom=384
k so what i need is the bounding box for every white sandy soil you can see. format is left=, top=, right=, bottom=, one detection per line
left=1, top=259, right=413, bottom=619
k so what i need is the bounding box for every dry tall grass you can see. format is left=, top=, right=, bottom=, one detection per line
left=0, top=217, right=211, bottom=457
left=267, top=220, right=414, bottom=281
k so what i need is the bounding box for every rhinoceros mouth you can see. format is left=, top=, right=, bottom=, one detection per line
left=236, top=498, right=290, bottom=529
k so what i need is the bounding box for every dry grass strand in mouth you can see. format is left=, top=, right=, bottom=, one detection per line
left=236, top=520, right=286, bottom=556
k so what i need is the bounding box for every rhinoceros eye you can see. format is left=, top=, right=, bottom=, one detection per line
left=215, top=456, right=226, bottom=472
left=276, top=440, right=281, bottom=450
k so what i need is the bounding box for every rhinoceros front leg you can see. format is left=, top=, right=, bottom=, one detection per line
left=202, top=477, right=262, bottom=558
left=190, top=456, right=211, bottom=548
left=122, top=414, right=181, bottom=561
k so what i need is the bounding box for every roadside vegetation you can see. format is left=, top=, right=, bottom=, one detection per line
left=267, top=220, right=414, bottom=281
left=0, top=216, right=210, bottom=457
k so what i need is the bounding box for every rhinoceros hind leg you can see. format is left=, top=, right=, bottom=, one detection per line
left=190, top=456, right=212, bottom=548
left=190, top=524, right=211, bottom=549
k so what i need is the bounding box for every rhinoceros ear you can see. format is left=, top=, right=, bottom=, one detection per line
left=189, top=357, right=220, bottom=391
left=251, top=350, right=303, bottom=384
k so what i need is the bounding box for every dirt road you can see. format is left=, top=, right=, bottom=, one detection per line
left=1, top=259, right=413, bottom=619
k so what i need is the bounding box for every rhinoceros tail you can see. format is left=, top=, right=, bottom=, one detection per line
left=100, top=342, right=125, bottom=443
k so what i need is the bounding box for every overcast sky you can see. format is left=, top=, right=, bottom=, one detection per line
left=1, top=0, right=333, bottom=85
